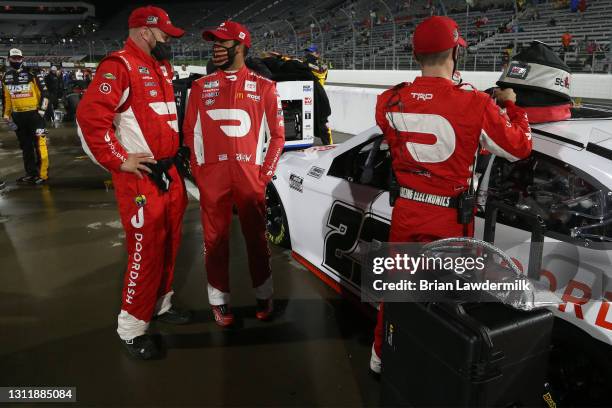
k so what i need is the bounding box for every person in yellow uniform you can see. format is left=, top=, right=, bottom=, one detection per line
left=2, top=48, right=50, bottom=184
left=303, top=45, right=329, bottom=86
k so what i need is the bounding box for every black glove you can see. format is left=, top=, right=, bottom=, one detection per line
left=174, top=145, right=192, bottom=179
left=144, top=162, right=173, bottom=193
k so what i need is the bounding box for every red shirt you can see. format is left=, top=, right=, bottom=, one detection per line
left=76, top=38, right=179, bottom=172
left=182, top=66, right=285, bottom=182
left=562, top=33, right=572, bottom=47
left=376, top=77, right=532, bottom=196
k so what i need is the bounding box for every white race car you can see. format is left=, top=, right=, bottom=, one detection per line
left=266, top=106, right=612, bottom=403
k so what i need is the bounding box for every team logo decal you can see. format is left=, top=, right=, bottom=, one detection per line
left=99, top=82, right=112, bottom=94
left=205, top=99, right=215, bottom=106
left=245, top=80, right=257, bottom=92
left=149, top=90, right=158, bottom=97
left=103, top=73, right=116, bottom=80
left=135, top=195, right=147, bottom=207
left=507, top=62, right=530, bottom=80
left=307, top=166, right=325, bottom=179
left=289, top=174, right=304, bottom=193
left=138, top=66, right=150, bottom=75
left=204, top=80, right=219, bottom=89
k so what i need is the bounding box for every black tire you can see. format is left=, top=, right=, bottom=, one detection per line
left=265, top=184, right=291, bottom=249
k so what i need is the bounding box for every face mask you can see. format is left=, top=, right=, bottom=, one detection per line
left=147, top=28, right=172, bottom=61
left=213, top=43, right=238, bottom=70
left=9, top=60, right=23, bottom=70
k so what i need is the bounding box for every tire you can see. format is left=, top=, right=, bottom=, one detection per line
left=265, top=184, right=291, bottom=249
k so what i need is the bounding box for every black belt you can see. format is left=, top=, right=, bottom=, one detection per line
left=398, top=186, right=459, bottom=208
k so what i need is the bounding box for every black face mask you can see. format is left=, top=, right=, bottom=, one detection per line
left=9, top=60, right=23, bottom=70
left=213, top=43, right=238, bottom=70
left=147, top=29, right=172, bottom=61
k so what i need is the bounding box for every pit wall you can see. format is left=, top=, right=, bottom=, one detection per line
left=326, top=70, right=612, bottom=135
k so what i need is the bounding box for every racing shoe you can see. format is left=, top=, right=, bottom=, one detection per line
left=16, top=176, right=34, bottom=185
left=211, top=304, right=234, bottom=327
left=370, top=345, right=382, bottom=376
left=155, top=307, right=193, bottom=325
left=31, top=176, right=47, bottom=185
left=255, top=298, right=274, bottom=321
left=120, top=334, right=161, bottom=360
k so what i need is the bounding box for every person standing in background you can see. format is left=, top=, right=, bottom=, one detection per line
left=2, top=48, right=50, bottom=184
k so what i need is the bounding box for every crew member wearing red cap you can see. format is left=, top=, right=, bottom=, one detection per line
left=183, top=21, right=285, bottom=326
left=370, top=16, right=533, bottom=373
left=76, top=5, right=191, bottom=359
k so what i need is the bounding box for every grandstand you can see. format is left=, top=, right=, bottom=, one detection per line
left=1, top=0, right=610, bottom=73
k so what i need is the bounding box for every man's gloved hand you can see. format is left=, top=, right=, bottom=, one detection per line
left=174, top=145, right=192, bottom=179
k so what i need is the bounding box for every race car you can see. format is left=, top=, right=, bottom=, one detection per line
left=265, top=105, right=612, bottom=404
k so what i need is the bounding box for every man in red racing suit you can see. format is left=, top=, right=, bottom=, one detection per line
left=183, top=21, right=285, bottom=326
left=76, top=6, right=190, bottom=359
left=370, top=16, right=533, bottom=373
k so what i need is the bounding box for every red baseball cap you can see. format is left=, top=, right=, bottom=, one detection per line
left=128, top=6, right=185, bottom=38
left=203, top=21, right=252, bottom=48
left=413, top=16, right=466, bottom=54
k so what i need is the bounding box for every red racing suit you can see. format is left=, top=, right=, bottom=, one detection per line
left=76, top=38, right=187, bottom=340
left=373, top=76, right=533, bottom=357
left=183, top=66, right=285, bottom=305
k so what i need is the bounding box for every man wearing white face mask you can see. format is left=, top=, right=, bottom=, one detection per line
left=76, top=5, right=191, bottom=360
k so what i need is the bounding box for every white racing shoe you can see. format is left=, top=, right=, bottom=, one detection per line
left=370, top=344, right=382, bottom=375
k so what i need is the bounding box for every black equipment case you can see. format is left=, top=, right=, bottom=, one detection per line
left=381, top=301, right=554, bottom=407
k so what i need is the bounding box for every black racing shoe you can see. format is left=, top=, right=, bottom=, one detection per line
left=16, top=176, right=34, bottom=185
left=31, top=176, right=47, bottom=185
left=154, top=308, right=193, bottom=325
left=120, top=334, right=161, bottom=360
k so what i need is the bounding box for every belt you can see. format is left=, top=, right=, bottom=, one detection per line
left=399, top=186, right=459, bottom=208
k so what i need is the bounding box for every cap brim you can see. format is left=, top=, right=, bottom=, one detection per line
left=161, top=24, right=185, bottom=38
left=202, top=29, right=234, bottom=41
left=457, top=37, right=467, bottom=47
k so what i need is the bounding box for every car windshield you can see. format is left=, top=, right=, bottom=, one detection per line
left=570, top=106, right=612, bottom=119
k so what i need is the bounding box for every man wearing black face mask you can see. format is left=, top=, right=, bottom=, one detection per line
left=184, top=21, right=285, bottom=327
left=76, top=6, right=191, bottom=360
left=2, top=48, right=50, bottom=184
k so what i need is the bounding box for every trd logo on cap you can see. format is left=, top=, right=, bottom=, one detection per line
left=239, top=32, right=246, bottom=39
left=146, top=16, right=158, bottom=24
